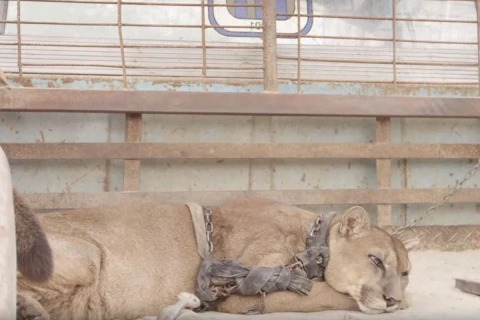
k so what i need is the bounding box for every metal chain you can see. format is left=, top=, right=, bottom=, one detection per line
left=204, top=206, right=214, bottom=254
left=309, top=215, right=323, bottom=236
left=394, top=159, right=480, bottom=235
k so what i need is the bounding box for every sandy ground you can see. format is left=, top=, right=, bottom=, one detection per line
left=165, top=250, right=480, bottom=320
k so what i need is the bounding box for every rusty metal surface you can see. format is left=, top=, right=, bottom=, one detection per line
left=262, top=0, right=277, bottom=92
left=123, top=113, right=142, bottom=191
left=376, top=117, right=392, bottom=225
left=22, top=188, right=480, bottom=211
left=1, top=88, right=480, bottom=117
left=2, top=142, right=479, bottom=160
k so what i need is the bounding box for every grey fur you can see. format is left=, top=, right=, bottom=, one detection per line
left=13, top=189, right=53, bottom=283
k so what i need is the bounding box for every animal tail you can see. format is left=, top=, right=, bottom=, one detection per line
left=13, top=189, right=53, bottom=282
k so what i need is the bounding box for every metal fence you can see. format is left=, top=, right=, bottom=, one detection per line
left=1, top=0, right=480, bottom=89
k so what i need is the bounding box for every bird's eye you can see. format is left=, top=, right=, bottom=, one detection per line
left=368, top=254, right=384, bottom=269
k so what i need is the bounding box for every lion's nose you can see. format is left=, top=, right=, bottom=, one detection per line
left=383, top=295, right=399, bottom=308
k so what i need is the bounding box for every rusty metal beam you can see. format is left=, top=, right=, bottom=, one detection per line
left=376, top=117, right=392, bottom=226
left=23, top=188, right=480, bottom=210
left=123, top=113, right=142, bottom=191
left=1, top=88, right=480, bottom=118
left=2, top=143, right=479, bottom=160
left=262, top=0, right=277, bottom=92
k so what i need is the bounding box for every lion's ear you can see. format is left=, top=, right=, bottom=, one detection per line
left=339, top=206, right=371, bottom=237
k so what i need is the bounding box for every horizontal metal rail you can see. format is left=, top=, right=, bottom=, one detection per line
left=1, top=88, right=480, bottom=117
left=23, top=189, right=480, bottom=210
left=2, top=143, right=479, bottom=160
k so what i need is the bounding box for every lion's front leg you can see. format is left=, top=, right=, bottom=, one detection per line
left=17, top=294, right=50, bottom=320
left=398, top=291, right=412, bottom=310
left=18, top=233, right=106, bottom=320
left=217, top=282, right=358, bottom=314
left=215, top=294, right=264, bottom=314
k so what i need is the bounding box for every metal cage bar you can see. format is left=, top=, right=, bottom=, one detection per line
left=0, top=0, right=479, bottom=85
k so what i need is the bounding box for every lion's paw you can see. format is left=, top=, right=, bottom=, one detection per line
left=157, top=292, right=201, bottom=320
left=398, top=291, right=412, bottom=310
left=17, top=294, right=50, bottom=320
left=176, top=292, right=201, bottom=310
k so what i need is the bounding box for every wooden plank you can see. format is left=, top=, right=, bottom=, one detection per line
left=2, top=143, right=479, bottom=160
left=123, top=113, right=142, bottom=191
left=376, top=117, right=392, bottom=226
left=455, top=279, right=480, bottom=296
left=23, top=188, right=480, bottom=210
left=1, top=88, right=480, bottom=118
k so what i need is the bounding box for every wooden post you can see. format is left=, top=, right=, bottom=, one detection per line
left=376, top=117, right=392, bottom=226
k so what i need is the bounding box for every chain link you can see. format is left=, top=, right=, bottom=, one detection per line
left=204, top=206, right=214, bottom=254
left=309, top=215, right=323, bottom=236
left=394, top=159, right=480, bottom=235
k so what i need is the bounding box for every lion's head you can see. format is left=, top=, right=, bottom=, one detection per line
left=325, top=206, right=415, bottom=314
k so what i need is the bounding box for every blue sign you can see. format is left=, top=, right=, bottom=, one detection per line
left=208, top=0, right=313, bottom=38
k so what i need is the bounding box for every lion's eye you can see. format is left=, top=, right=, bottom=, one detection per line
left=401, top=271, right=409, bottom=277
left=368, top=254, right=384, bottom=269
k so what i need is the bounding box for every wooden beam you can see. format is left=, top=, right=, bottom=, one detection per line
left=2, top=88, right=480, bottom=118
left=23, top=188, right=480, bottom=210
left=2, top=143, right=479, bottom=160
left=376, top=117, right=392, bottom=226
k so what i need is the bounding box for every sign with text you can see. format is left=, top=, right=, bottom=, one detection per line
left=208, top=0, right=313, bottom=38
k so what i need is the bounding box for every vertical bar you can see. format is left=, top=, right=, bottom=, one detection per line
left=392, top=0, right=397, bottom=85
left=16, top=0, right=22, bottom=82
left=201, top=0, right=207, bottom=77
left=262, top=0, right=278, bottom=190
left=476, top=0, right=480, bottom=95
left=124, top=114, right=142, bottom=191
left=262, top=0, right=278, bottom=91
left=0, top=0, right=8, bottom=35
left=117, top=0, right=141, bottom=191
left=376, top=117, right=392, bottom=226
left=391, top=0, right=401, bottom=226
left=296, top=0, right=301, bottom=92
left=117, top=0, right=127, bottom=87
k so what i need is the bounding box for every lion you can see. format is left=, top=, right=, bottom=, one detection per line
left=17, top=196, right=413, bottom=320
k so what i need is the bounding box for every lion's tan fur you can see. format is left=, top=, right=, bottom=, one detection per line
left=17, top=198, right=411, bottom=320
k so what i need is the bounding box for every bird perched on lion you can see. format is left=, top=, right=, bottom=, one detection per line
left=15, top=195, right=414, bottom=320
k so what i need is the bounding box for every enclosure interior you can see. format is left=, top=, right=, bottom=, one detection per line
left=0, top=0, right=479, bottom=238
